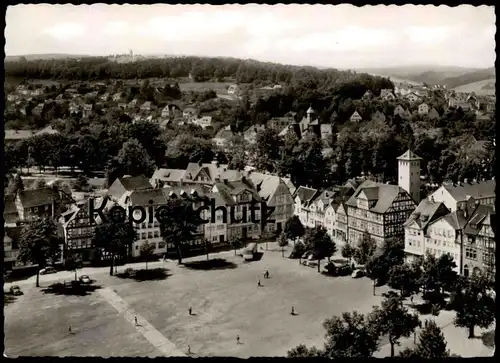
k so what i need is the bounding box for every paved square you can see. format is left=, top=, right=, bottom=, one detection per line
left=4, top=244, right=494, bottom=357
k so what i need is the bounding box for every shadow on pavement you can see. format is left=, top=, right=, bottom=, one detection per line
left=116, top=268, right=171, bottom=281
left=481, top=330, right=495, bottom=348
left=4, top=294, right=18, bottom=306
left=183, top=258, right=237, bottom=270
left=41, top=281, right=102, bottom=296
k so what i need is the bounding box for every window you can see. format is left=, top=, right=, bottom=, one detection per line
left=154, top=231, right=159, bottom=238
left=147, top=232, right=153, bottom=239
left=466, top=248, right=477, bottom=260
left=158, top=242, right=166, bottom=249
left=135, top=245, right=139, bottom=250
left=141, top=232, right=146, bottom=239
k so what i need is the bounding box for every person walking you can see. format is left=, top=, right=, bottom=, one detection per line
left=68, top=325, right=72, bottom=334
left=236, top=335, right=240, bottom=345
left=258, top=279, right=262, bottom=287
left=134, top=316, right=138, bottom=326
left=188, top=307, right=192, bottom=316
left=264, top=270, right=269, bottom=278
left=291, top=306, right=295, bottom=315
left=188, top=345, right=191, bottom=354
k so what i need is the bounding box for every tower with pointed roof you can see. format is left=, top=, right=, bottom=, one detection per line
left=397, top=150, right=422, bottom=203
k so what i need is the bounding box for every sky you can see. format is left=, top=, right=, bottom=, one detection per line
left=5, top=4, right=496, bottom=69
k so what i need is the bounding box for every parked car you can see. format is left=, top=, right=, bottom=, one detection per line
left=39, top=267, right=56, bottom=275
left=351, top=269, right=365, bottom=278
left=79, top=275, right=91, bottom=284
left=9, top=285, right=23, bottom=296
left=242, top=243, right=258, bottom=261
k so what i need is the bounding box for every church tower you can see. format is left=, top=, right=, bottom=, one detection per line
left=397, top=150, right=422, bottom=204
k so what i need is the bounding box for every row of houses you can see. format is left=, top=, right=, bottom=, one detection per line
left=4, top=151, right=495, bottom=277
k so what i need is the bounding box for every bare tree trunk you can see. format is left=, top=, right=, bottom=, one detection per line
left=373, top=280, right=376, bottom=296
left=36, top=270, right=40, bottom=287
left=146, top=260, right=148, bottom=270
left=317, top=259, right=321, bottom=273
left=282, top=248, right=284, bottom=258
left=468, top=325, right=475, bottom=339
left=176, top=244, right=183, bottom=264
left=390, top=341, right=395, bottom=357
left=74, top=269, right=77, bottom=281
left=109, top=255, right=114, bottom=276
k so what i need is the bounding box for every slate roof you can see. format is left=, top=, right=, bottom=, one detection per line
left=213, top=180, right=261, bottom=206
left=442, top=180, right=495, bottom=202
left=281, top=177, right=296, bottom=195
left=293, top=186, right=319, bottom=205
left=346, top=180, right=410, bottom=214
left=17, top=187, right=59, bottom=208
left=404, top=199, right=448, bottom=228
left=442, top=210, right=468, bottom=231
left=397, top=150, right=422, bottom=160
left=151, top=168, right=186, bottom=183
left=119, top=176, right=153, bottom=191
left=463, top=204, right=494, bottom=236
left=247, top=172, right=282, bottom=201
left=129, top=188, right=168, bottom=206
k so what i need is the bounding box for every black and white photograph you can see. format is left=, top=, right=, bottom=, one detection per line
left=3, top=3, right=496, bottom=358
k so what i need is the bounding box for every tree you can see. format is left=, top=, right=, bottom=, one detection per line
left=64, top=250, right=83, bottom=281
left=139, top=241, right=156, bottom=270
left=369, top=295, right=420, bottom=357
left=388, top=263, right=421, bottom=298
left=453, top=272, right=496, bottom=338
left=73, top=174, right=89, bottom=192
left=291, top=240, right=307, bottom=264
left=287, top=344, right=323, bottom=358
left=304, top=225, right=336, bottom=272
left=277, top=232, right=288, bottom=258
left=353, top=231, right=376, bottom=265
left=203, top=238, right=212, bottom=260
left=366, top=237, right=405, bottom=295
left=158, top=198, right=202, bottom=264
left=93, top=206, right=138, bottom=276
left=341, top=243, right=354, bottom=262
left=17, top=218, right=63, bottom=287
left=414, top=319, right=450, bottom=358
left=284, top=216, right=305, bottom=244
left=117, top=138, right=156, bottom=177
left=33, top=178, right=48, bottom=189
left=230, top=237, right=245, bottom=256
left=322, top=311, right=380, bottom=358
left=6, top=174, right=24, bottom=194
left=420, top=252, right=458, bottom=305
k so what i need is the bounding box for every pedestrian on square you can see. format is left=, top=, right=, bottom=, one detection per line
left=264, top=270, right=269, bottom=278
left=258, top=279, right=262, bottom=287
left=68, top=325, right=72, bottom=334
left=291, top=306, right=295, bottom=315
left=188, top=345, right=191, bottom=354
left=236, top=335, right=240, bottom=344
left=189, top=307, right=192, bottom=315
left=134, top=316, right=138, bottom=326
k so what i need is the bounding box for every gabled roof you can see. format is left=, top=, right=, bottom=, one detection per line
left=247, top=172, right=282, bottom=200
left=442, top=180, right=495, bottom=202
left=442, top=210, right=468, bottom=231
left=281, top=177, right=296, bottom=195
left=214, top=126, right=234, bottom=140
left=293, top=186, right=318, bottom=205
left=404, top=199, right=449, bottom=228
left=213, top=179, right=261, bottom=205
left=464, top=204, right=494, bottom=236
left=17, top=187, right=60, bottom=208
left=346, top=180, right=410, bottom=214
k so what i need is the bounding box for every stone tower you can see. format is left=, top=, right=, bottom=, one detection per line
left=397, top=150, right=422, bottom=204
